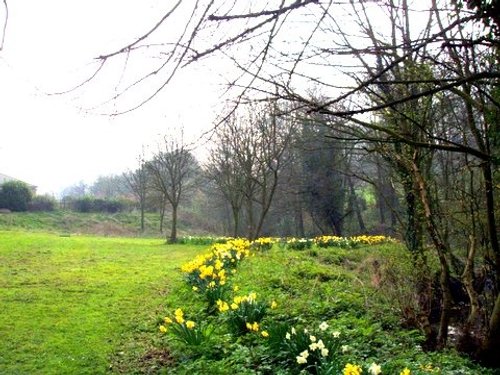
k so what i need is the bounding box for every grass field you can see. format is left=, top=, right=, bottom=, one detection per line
left=1, top=228, right=496, bottom=374
left=0, top=231, right=204, bottom=374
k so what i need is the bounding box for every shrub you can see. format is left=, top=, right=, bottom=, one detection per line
left=29, top=195, right=57, bottom=211
left=69, top=196, right=130, bottom=213
left=0, top=181, right=33, bottom=212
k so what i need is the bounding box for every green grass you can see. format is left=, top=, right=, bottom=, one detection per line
left=0, top=231, right=205, bottom=374
left=0, top=211, right=173, bottom=237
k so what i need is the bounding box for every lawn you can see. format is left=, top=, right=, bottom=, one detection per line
left=0, top=231, right=204, bottom=374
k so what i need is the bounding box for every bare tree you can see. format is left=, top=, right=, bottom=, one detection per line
left=206, top=100, right=295, bottom=239
left=147, top=135, right=199, bottom=243
left=124, top=153, right=149, bottom=232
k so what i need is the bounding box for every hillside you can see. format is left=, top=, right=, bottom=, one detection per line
left=0, top=211, right=205, bottom=238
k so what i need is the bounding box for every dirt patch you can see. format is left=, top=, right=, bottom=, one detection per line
left=138, top=348, right=176, bottom=373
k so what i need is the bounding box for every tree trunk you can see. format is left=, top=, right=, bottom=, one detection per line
left=480, top=293, right=500, bottom=367
left=231, top=204, right=240, bottom=238
left=461, top=236, right=480, bottom=335
left=348, top=177, right=366, bottom=233
left=140, top=203, right=145, bottom=232
left=482, top=163, right=500, bottom=288
left=159, top=204, right=165, bottom=234
left=169, top=204, right=178, bottom=243
left=412, top=160, right=453, bottom=349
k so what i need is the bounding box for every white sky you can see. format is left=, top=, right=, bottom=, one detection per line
left=0, top=1, right=222, bottom=196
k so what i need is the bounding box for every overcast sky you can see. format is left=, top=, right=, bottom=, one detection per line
left=0, top=1, right=221, bottom=196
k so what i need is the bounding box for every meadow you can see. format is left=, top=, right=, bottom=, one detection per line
left=0, top=231, right=204, bottom=374
left=0, top=220, right=497, bottom=374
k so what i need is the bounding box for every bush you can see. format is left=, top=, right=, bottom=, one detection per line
left=68, top=196, right=130, bottom=213
left=29, top=195, right=57, bottom=211
left=0, top=181, right=33, bottom=212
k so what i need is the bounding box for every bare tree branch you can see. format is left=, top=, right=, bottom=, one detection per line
left=0, top=0, right=7, bottom=51
left=207, top=0, right=319, bottom=21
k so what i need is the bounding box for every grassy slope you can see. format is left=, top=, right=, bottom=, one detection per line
left=0, top=231, right=205, bottom=374
left=152, top=244, right=494, bottom=375
left=0, top=211, right=170, bottom=238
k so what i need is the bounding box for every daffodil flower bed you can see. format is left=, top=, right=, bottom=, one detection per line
left=314, top=235, right=395, bottom=249
left=159, top=308, right=214, bottom=347
left=156, top=235, right=486, bottom=374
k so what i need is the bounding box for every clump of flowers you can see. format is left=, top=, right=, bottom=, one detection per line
left=265, top=321, right=343, bottom=374
left=251, top=237, right=277, bottom=251
left=350, top=235, right=396, bottom=246
left=313, top=235, right=396, bottom=249
left=181, top=238, right=253, bottom=310
left=314, top=235, right=358, bottom=249
left=284, top=237, right=313, bottom=250
left=218, top=291, right=276, bottom=336
left=159, top=308, right=213, bottom=347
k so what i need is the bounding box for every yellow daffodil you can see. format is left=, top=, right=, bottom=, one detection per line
left=185, top=320, right=196, bottom=329
left=164, top=317, right=173, bottom=324
left=400, top=368, right=411, bottom=375
left=159, top=325, right=167, bottom=333
left=271, top=300, right=278, bottom=309
left=261, top=330, right=269, bottom=338
left=343, top=363, right=363, bottom=375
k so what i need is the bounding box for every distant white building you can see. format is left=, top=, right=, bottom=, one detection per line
left=0, top=173, right=37, bottom=193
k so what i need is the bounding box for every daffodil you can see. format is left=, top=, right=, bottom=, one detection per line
left=343, top=363, right=363, bottom=375
left=320, top=347, right=329, bottom=357
left=296, top=349, right=309, bottom=364
left=185, top=320, right=196, bottom=329
left=296, top=355, right=308, bottom=364
left=261, top=330, right=269, bottom=338
left=319, top=321, right=329, bottom=331
left=368, top=363, right=382, bottom=375
left=271, top=300, right=278, bottom=309
left=399, top=368, right=411, bottom=375
left=159, top=325, right=167, bottom=333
